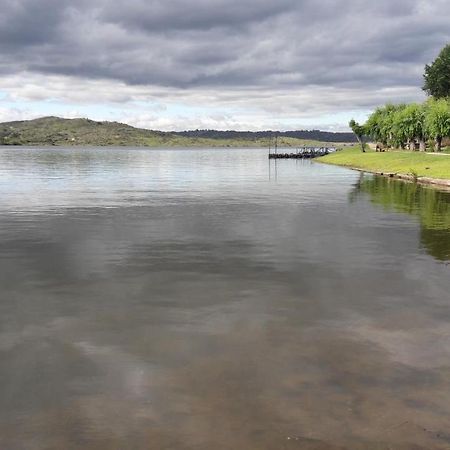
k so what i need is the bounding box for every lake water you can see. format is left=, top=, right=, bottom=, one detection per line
left=0, top=147, right=449, bottom=450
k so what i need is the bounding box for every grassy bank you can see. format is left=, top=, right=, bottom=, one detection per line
left=318, top=146, right=450, bottom=181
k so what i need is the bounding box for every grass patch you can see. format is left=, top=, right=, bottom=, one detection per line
left=318, top=146, right=450, bottom=180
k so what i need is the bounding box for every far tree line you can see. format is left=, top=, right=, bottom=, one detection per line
left=350, top=44, right=450, bottom=152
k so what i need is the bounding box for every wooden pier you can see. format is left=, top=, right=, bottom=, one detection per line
left=268, top=147, right=336, bottom=159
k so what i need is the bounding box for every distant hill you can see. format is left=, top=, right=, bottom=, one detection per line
left=0, top=116, right=356, bottom=147
left=173, top=129, right=356, bottom=143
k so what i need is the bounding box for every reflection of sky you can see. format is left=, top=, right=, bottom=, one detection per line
left=0, top=147, right=354, bottom=210
left=1, top=148, right=450, bottom=448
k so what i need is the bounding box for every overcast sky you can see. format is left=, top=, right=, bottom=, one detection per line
left=0, top=0, right=449, bottom=131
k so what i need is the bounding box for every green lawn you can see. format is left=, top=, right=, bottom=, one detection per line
left=318, top=146, right=450, bottom=180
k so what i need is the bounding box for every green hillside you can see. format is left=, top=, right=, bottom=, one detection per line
left=0, top=116, right=350, bottom=148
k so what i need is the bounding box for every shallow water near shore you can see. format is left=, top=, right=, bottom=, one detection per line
left=0, top=147, right=450, bottom=449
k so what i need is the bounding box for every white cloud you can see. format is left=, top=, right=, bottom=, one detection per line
left=0, top=0, right=447, bottom=130
left=0, top=72, right=426, bottom=131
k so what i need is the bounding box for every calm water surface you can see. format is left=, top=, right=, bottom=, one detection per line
left=0, top=147, right=450, bottom=450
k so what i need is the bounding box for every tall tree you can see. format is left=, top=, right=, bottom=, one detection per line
left=392, top=103, right=427, bottom=151
left=425, top=98, right=450, bottom=152
left=365, top=107, right=386, bottom=145
left=365, top=104, right=405, bottom=147
left=349, top=119, right=366, bottom=152
left=423, top=44, right=450, bottom=99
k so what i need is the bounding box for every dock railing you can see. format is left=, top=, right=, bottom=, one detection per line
left=268, top=146, right=337, bottom=159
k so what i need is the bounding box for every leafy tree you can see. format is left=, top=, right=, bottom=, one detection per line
left=423, top=44, right=450, bottom=98
left=391, top=109, right=409, bottom=149
left=383, top=104, right=406, bottom=147
left=392, top=103, right=427, bottom=151
left=425, top=98, right=450, bottom=152
left=365, top=104, right=406, bottom=147
left=365, top=107, right=386, bottom=144
left=349, top=119, right=366, bottom=152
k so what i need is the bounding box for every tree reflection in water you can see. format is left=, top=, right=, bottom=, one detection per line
left=351, top=173, right=450, bottom=261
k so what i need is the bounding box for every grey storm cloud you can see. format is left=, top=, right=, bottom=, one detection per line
left=0, top=0, right=450, bottom=93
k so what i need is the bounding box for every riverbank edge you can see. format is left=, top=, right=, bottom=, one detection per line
left=317, top=160, right=450, bottom=190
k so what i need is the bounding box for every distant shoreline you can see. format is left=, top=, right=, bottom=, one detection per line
left=0, top=143, right=351, bottom=149
left=0, top=116, right=356, bottom=147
